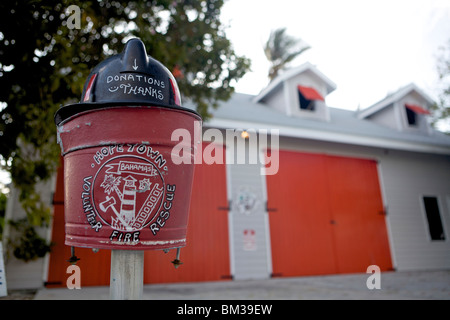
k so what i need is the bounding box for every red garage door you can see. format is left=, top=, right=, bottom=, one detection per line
left=46, top=159, right=111, bottom=287
left=47, top=144, right=230, bottom=286
left=143, top=144, right=231, bottom=283
left=266, top=150, right=392, bottom=277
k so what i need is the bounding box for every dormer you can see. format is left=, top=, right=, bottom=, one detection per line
left=253, top=62, right=336, bottom=121
left=358, top=83, right=434, bottom=134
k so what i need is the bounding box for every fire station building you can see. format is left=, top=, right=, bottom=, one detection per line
left=5, top=62, right=450, bottom=288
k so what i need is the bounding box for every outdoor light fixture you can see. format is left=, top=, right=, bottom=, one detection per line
left=241, top=130, right=250, bottom=139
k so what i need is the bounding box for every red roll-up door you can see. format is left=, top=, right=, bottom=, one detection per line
left=143, top=144, right=231, bottom=283
left=46, top=159, right=111, bottom=287
left=266, top=150, right=392, bottom=277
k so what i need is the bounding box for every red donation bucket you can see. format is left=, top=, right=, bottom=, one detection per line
left=54, top=39, right=202, bottom=250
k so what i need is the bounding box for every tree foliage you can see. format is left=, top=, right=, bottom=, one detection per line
left=430, top=39, right=450, bottom=133
left=264, top=27, right=310, bottom=81
left=0, top=0, right=250, bottom=259
left=0, top=192, right=6, bottom=238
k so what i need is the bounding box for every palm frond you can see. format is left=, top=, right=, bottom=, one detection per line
left=264, top=28, right=310, bottom=81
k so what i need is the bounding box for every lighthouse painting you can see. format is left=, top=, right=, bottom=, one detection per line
left=95, top=156, right=165, bottom=232
left=119, top=175, right=138, bottom=227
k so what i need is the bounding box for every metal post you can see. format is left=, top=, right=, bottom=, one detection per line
left=110, top=250, right=144, bottom=300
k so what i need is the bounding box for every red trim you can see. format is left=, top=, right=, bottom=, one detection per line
left=298, top=85, right=324, bottom=101
left=83, top=73, right=97, bottom=102
left=169, top=78, right=181, bottom=106
left=405, top=103, right=430, bottom=115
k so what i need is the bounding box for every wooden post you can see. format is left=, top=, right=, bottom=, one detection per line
left=110, top=250, right=144, bottom=300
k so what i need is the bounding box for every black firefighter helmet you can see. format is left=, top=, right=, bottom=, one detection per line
left=55, top=38, right=194, bottom=125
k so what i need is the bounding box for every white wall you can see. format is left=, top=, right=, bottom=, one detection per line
left=366, top=104, right=399, bottom=131
left=285, top=71, right=330, bottom=122
left=3, top=177, right=55, bottom=290
left=225, top=135, right=272, bottom=280
left=379, top=151, right=450, bottom=270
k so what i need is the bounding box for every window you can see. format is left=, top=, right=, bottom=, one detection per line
left=404, top=103, right=430, bottom=127
left=406, top=106, right=417, bottom=126
left=423, top=196, right=445, bottom=241
left=298, top=85, right=324, bottom=111
left=298, top=91, right=316, bottom=111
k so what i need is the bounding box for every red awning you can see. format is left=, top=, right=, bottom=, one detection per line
left=405, top=103, right=431, bottom=115
left=298, top=85, right=324, bottom=101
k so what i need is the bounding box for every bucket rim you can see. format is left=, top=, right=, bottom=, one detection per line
left=54, top=101, right=202, bottom=126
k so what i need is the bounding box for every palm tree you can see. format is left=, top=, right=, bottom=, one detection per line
left=264, top=28, right=310, bottom=81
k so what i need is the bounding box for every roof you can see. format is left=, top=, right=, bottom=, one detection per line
left=253, top=62, right=337, bottom=103
left=184, top=92, right=450, bottom=155
left=357, top=83, right=434, bottom=120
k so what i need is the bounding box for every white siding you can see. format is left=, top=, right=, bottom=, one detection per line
left=398, top=93, right=431, bottom=134
left=262, top=84, right=289, bottom=115
left=3, top=177, right=55, bottom=289
left=226, top=140, right=272, bottom=280
left=378, top=151, right=450, bottom=270
left=366, top=104, right=399, bottom=130
left=285, top=71, right=330, bottom=122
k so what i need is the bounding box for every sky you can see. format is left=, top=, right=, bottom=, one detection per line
left=221, top=0, right=450, bottom=111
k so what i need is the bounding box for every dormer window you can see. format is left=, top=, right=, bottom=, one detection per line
left=405, top=103, right=430, bottom=126
left=357, top=83, right=434, bottom=134
left=252, top=63, right=336, bottom=121
left=405, top=106, right=417, bottom=126
left=298, top=85, right=324, bottom=111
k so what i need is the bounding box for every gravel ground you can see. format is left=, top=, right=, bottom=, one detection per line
left=0, top=289, right=37, bottom=300
left=35, top=269, right=450, bottom=300
left=2, top=269, right=450, bottom=300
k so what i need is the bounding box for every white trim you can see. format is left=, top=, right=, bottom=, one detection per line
left=253, top=62, right=337, bottom=103
left=376, top=161, right=398, bottom=270
left=420, top=195, right=448, bottom=242
left=358, top=83, right=434, bottom=120
left=259, top=149, right=273, bottom=277
left=225, top=146, right=235, bottom=278
left=205, top=118, right=450, bottom=155
left=283, top=82, right=291, bottom=116
left=393, top=101, right=404, bottom=131
left=263, top=212, right=273, bottom=278
left=227, top=211, right=235, bottom=278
